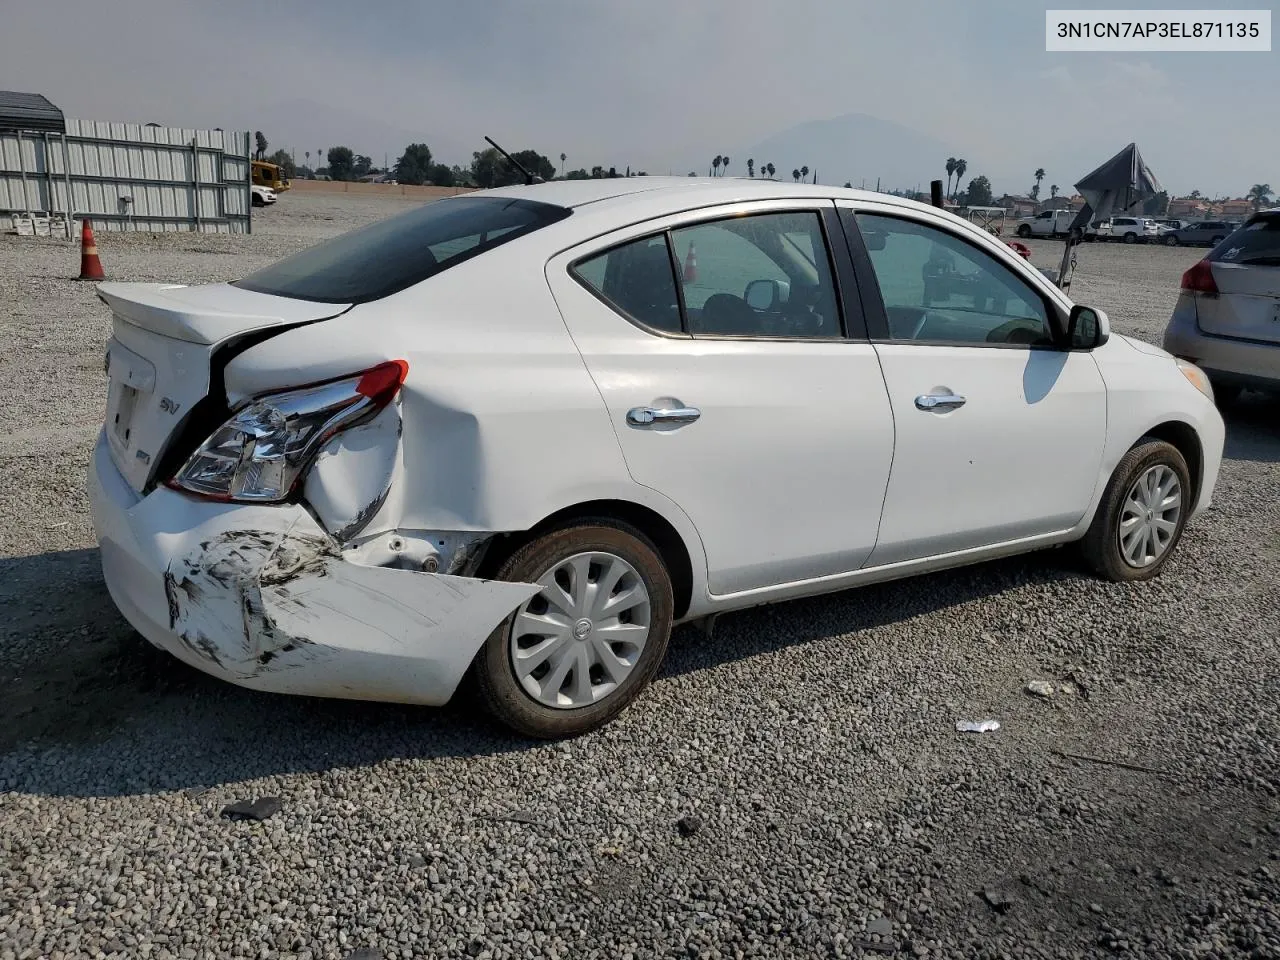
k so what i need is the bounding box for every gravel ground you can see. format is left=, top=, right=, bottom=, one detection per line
left=1, top=196, right=1277, bottom=960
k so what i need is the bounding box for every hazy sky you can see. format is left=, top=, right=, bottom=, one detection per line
left=3, top=0, right=1275, bottom=197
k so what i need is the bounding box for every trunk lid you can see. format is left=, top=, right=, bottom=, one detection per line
left=1200, top=217, right=1280, bottom=343
left=99, top=282, right=349, bottom=493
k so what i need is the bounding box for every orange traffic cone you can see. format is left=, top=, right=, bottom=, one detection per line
left=682, top=244, right=697, bottom=284
left=78, top=218, right=104, bottom=280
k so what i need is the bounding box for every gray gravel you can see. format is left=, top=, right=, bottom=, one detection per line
left=2, top=197, right=1278, bottom=960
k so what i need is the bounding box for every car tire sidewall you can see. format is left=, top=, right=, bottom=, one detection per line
left=1017, top=224, right=1031, bottom=238
left=1123, top=232, right=1137, bottom=243
left=1165, top=235, right=1178, bottom=246
left=1081, top=440, right=1192, bottom=582
left=474, top=520, right=674, bottom=739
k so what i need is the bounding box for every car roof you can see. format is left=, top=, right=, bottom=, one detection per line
left=473, top=176, right=905, bottom=212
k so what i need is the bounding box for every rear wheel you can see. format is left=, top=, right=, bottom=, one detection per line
left=474, top=519, right=674, bottom=738
left=1081, top=439, right=1191, bottom=582
left=1123, top=232, right=1137, bottom=244
left=1016, top=224, right=1032, bottom=238
left=1164, top=234, right=1179, bottom=246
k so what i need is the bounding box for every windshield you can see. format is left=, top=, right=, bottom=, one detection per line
left=235, top=196, right=572, bottom=303
left=1211, top=215, right=1280, bottom=266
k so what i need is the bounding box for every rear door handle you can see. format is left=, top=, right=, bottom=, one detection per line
left=915, top=393, right=967, bottom=411
left=627, top=404, right=701, bottom=426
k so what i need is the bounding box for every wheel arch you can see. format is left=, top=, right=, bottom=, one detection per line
left=478, top=499, right=698, bottom=620
left=1139, top=420, right=1204, bottom=506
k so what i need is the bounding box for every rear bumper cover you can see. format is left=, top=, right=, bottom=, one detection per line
left=87, top=431, right=537, bottom=705
left=1164, top=300, right=1280, bottom=387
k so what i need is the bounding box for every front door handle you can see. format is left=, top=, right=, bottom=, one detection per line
left=915, top=393, right=967, bottom=411
left=627, top=404, right=701, bottom=426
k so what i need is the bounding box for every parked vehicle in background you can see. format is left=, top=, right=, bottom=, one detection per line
left=1015, top=209, right=1074, bottom=238
left=1153, top=218, right=1187, bottom=235
left=250, top=184, right=277, bottom=207
left=1095, top=217, right=1160, bottom=243
left=87, top=178, right=1225, bottom=738
left=1163, top=220, right=1237, bottom=247
left=251, top=160, right=291, bottom=193
left=1164, top=209, right=1280, bottom=402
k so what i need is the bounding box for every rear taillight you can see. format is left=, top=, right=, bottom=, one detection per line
left=1180, top=260, right=1218, bottom=296
left=169, top=359, right=409, bottom=502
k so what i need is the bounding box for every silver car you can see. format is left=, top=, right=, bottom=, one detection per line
left=1163, top=210, right=1280, bottom=401
left=1163, top=220, right=1237, bottom=247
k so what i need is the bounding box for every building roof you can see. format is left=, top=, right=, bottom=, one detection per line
left=0, top=91, right=65, bottom=134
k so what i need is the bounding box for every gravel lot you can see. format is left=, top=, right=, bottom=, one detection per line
left=1, top=195, right=1277, bottom=960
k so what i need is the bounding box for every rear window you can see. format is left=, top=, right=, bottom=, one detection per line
left=235, top=196, right=571, bottom=303
left=1212, top=215, right=1280, bottom=265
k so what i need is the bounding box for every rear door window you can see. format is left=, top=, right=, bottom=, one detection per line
left=235, top=197, right=571, bottom=303
left=570, top=236, right=683, bottom=334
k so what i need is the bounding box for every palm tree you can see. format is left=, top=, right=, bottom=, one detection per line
left=801, top=165, right=809, bottom=182
left=722, top=155, right=730, bottom=175
left=952, top=159, right=968, bottom=201
left=945, top=157, right=957, bottom=199
left=711, top=155, right=722, bottom=176
left=1248, top=183, right=1274, bottom=211
left=305, top=150, right=311, bottom=170
left=1050, top=184, right=1059, bottom=198
left=747, top=159, right=755, bottom=178
left=765, top=163, right=776, bottom=178
left=1033, top=167, right=1045, bottom=200
left=560, top=152, right=566, bottom=177
left=792, top=169, right=801, bottom=182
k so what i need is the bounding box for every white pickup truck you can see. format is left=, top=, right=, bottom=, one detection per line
left=1014, top=209, right=1075, bottom=238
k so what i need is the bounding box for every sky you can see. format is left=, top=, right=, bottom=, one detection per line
left=2, top=0, right=1276, bottom=198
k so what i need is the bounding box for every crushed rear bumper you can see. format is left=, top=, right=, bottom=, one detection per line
left=87, top=430, right=537, bottom=705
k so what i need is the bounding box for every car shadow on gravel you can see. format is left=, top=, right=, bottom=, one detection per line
left=1, top=542, right=1089, bottom=798
left=1221, top=391, right=1280, bottom=464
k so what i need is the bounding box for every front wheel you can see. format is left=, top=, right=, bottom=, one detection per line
left=1165, top=234, right=1179, bottom=246
left=1123, top=232, right=1137, bottom=244
left=474, top=519, right=674, bottom=738
left=1080, top=439, right=1191, bottom=582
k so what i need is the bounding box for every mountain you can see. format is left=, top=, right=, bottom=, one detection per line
left=738, top=113, right=973, bottom=192
left=240, top=99, right=473, bottom=170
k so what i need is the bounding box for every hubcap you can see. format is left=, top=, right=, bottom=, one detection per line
left=1118, top=464, right=1182, bottom=568
left=509, top=551, right=651, bottom=709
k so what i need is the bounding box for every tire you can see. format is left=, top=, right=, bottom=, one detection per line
left=1016, top=224, right=1032, bottom=238
left=1080, top=439, right=1192, bottom=582
left=1165, top=234, right=1179, bottom=246
left=1123, top=232, right=1137, bottom=244
left=473, top=519, right=674, bottom=739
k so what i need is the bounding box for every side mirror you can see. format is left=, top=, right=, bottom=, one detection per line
left=744, top=278, right=789, bottom=310
left=1066, top=304, right=1110, bottom=349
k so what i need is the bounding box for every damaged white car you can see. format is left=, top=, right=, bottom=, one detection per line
left=89, top=178, right=1225, bottom=738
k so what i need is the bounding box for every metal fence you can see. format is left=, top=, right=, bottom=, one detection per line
left=0, top=120, right=252, bottom=234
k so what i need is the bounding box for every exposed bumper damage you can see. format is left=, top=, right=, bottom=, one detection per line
left=89, top=432, right=538, bottom=706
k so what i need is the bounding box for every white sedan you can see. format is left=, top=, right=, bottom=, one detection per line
left=88, top=178, right=1225, bottom=738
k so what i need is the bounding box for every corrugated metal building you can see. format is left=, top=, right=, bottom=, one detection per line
left=0, top=91, right=253, bottom=234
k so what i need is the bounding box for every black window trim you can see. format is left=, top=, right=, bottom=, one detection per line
left=566, top=203, right=870, bottom=343
left=838, top=206, right=1077, bottom=352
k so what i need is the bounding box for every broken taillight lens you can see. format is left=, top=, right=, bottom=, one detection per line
left=170, top=360, right=408, bottom=502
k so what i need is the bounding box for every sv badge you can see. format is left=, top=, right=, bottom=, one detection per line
left=159, top=397, right=182, bottom=415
